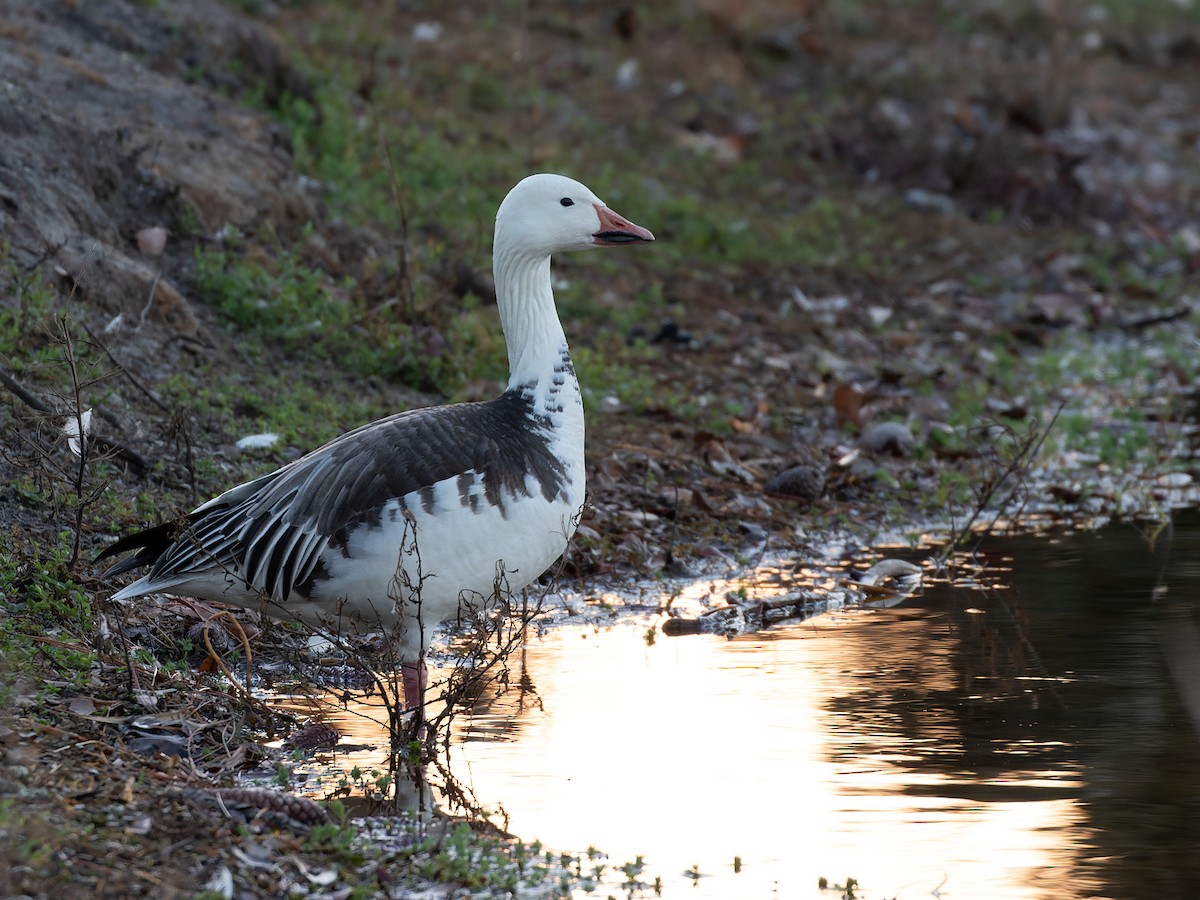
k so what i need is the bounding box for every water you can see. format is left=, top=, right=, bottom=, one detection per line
left=277, top=515, right=1200, bottom=899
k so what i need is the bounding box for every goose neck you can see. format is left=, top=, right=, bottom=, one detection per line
left=493, top=245, right=570, bottom=391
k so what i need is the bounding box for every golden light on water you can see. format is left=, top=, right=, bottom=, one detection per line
left=278, top=603, right=1097, bottom=899
left=450, top=616, right=1090, bottom=898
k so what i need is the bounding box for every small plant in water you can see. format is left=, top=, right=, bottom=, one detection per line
left=620, top=855, right=647, bottom=889
left=818, top=874, right=860, bottom=898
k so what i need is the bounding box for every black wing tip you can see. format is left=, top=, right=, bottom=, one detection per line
left=93, top=517, right=190, bottom=567
left=100, top=553, right=150, bottom=578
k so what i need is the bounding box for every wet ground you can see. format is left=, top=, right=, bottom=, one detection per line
left=270, top=513, right=1200, bottom=899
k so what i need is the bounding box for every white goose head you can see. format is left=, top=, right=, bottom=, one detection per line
left=494, top=173, right=655, bottom=259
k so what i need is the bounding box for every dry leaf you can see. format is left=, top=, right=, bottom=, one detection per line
left=832, top=383, right=864, bottom=428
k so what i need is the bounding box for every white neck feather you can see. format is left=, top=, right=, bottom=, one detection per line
left=492, top=239, right=585, bottom=465
left=493, top=242, right=570, bottom=393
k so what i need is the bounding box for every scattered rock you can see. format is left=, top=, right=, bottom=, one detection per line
left=904, top=188, right=956, bottom=214
left=858, top=559, right=924, bottom=589
left=738, top=521, right=769, bottom=542
left=858, top=421, right=916, bottom=456
left=282, top=722, right=341, bottom=753
left=764, top=464, right=826, bottom=502
left=136, top=226, right=168, bottom=256
left=236, top=432, right=281, bottom=452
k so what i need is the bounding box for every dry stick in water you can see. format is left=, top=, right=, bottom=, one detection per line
left=935, top=398, right=1067, bottom=571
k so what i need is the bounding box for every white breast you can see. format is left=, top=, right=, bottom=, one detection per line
left=308, top=460, right=584, bottom=656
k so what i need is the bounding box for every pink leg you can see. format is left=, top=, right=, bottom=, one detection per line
left=401, top=659, right=427, bottom=713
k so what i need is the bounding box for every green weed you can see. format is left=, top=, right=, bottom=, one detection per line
left=305, top=818, right=360, bottom=858
left=195, top=234, right=354, bottom=357
left=0, top=530, right=97, bottom=693
left=573, top=341, right=660, bottom=414
left=0, top=261, right=58, bottom=365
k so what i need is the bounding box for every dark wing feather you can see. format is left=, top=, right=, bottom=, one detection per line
left=99, top=391, right=569, bottom=600
left=95, top=517, right=196, bottom=574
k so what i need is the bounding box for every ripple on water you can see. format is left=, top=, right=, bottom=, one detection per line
left=267, top=515, right=1200, bottom=899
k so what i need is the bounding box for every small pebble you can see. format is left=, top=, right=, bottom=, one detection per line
left=136, top=225, right=168, bottom=256
left=858, top=421, right=916, bottom=456
left=763, top=464, right=826, bottom=501
left=738, top=522, right=769, bottom=542
left=282, top=722, right=340, bottom=753
left=904, top=188, right=955, bottom=214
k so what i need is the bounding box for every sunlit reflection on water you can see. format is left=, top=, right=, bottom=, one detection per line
left=270, top=516, right=1200, bottom=898
left=276, top=609, right=1094, bottom=899
left=445, top=613, right=1092, bottom=899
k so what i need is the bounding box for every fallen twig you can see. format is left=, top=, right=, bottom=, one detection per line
left=201, top=610, right=276, bottom=730
left=0, top=366, right=54, bottom=412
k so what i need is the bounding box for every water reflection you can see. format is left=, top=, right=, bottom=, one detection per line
left=273, top=514, right=1200, bottom=898
left=449, top=615, right=1092, bottom=899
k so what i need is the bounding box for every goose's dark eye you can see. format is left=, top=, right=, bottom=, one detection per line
left=559, top=197, right=574, bottom=207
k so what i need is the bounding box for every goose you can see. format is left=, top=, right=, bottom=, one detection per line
left=98, top=173, right=654, bottom=712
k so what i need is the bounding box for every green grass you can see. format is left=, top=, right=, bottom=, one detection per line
left=195, top=230, right=351, bottom=351
left=0, top=254, right=73, bottom=371
left=0, top=797, right=71, bottom=886
left=180, top=12, right=926, bottom=423
left=0, top=530, right=97, bottom=697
